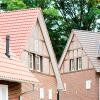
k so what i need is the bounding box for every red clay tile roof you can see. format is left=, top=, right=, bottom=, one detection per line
left=0, top=8, right=41, bottom=56
left=0, top=38, right=39, bottom=83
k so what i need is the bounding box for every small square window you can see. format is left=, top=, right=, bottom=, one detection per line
left=48, top=89, right=52, bottom=100
left=85, top=80, right=92, bottom=89
left=63, top=83, right=66, bottom=91
left=70, top=59, right=75, bottom=71
left=40, top=88, right=44, bottom=99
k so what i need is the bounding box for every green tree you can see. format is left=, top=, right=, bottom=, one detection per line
left=1, top=0, right=100, bottom=61
left=3, top=0, right=26, bottom=10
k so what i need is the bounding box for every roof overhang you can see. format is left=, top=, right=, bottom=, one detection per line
left=0, top=71, right=39, bottom=84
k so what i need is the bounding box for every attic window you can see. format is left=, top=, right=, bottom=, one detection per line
left=28, top=52, right=43, bottom=72
left=70, top=59, right=75, bottom=71
left=97, top=44, right=100, bottom=59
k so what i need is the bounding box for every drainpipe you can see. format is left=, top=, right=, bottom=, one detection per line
left=57, top=90, right=59, bottom=100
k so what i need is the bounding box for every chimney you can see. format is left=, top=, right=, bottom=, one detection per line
left=5, top=35, right=10, bottom=57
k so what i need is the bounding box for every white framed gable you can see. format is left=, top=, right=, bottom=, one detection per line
left=21, top=10, right=63, bottom=90
left=59, top=31, right=94, bottom=73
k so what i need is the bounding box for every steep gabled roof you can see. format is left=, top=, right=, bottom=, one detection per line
left=58, top=29, right=100, bottom=72
left=0, top=8, right=40, bottom=56
left=0, top=39, right=39, bottom=83
left=0, top=8, right=63, bottom=90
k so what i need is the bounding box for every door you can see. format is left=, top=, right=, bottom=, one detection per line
left=0, top=85, right=8, bottom=100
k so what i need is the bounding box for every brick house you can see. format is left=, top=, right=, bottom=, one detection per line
left=0, top=37, right=39, bottom=99
left=58, top=29, right=100, bottom=100
left=0, top=8, right=63, bottom=100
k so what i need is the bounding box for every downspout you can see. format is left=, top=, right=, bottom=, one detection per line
left=57, top=90, right=59, bottom=100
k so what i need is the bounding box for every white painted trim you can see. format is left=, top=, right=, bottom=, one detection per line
left=40, top=88, right=44, bottom=99
left=0, top=84, right=8, bottom=100
left=37, top=11, right=63, bottom=90
left=58, top=31, right=74, bottom=69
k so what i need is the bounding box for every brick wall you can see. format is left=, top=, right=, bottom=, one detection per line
left=0, top=81, right=21, bottom=100
left=60, top=69, right=99, bottom=100
left=21, top=72, right=57, bottom=100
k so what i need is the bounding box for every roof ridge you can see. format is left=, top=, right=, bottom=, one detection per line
left=0, top=7, right=41, bottom=14
left=72, top=29, right=100, bottom=34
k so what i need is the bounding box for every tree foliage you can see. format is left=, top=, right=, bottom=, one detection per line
left=0, top=0, right=100, bottom=61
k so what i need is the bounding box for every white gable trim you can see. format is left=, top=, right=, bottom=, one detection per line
left=37, top=10, right=63, bottom=90
left=58, top=30, right=74, bottom=69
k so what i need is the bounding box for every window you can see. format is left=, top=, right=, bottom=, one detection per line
left=28, top=52, right=43, bottom=72
left=77, top=57, right=82, bottom=70
left=35, top=55, right=40, bottom=72
left=85, top=80, right=92, bottom=89
left=40, top=88, right=44, bottom=99
left=19, top=96, right=22, bottom=100
left=70, top=59, right=75, bottom=71
left=48, top=89, right=52, bottom=100
left=0, top=85, right=8, bottom=100
left=28, top=53, right=34, bottom=70
left=63, top=83, right=66, bottom=91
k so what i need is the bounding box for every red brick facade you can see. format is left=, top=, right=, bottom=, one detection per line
left=60, top=69, right=99, bottom=100
left=0, top=81, right=21, bottom=100
left=21, top=73, right=57, bottom=100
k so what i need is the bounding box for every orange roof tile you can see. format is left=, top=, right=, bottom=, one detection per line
left=0, top=38, right=39, bottom=83
left=0, top=8, right=41, bottom=56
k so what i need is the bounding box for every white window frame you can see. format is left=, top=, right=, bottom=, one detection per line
left=78, top=57, right=82, bottom=70
left=70, top=59, right=75, bottom=71
left=48, top=89, right=52, bottom=100
left=35, top=55, right=41, bottom=72
left=28, top=53, right=33, bottom=70
left=85, top=80, right=92, bottom=89
left=0, top=84, right=8, bottom=100
left=40, top=88, right=44, bottom=99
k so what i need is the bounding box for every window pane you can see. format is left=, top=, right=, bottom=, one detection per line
left=70, top=59, right=75, bottom=71
left=78, top=57, right=82, bottom=70
left=35, top=55, right=40, bottom=72
left=28, top=53, right=33, bottom=70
